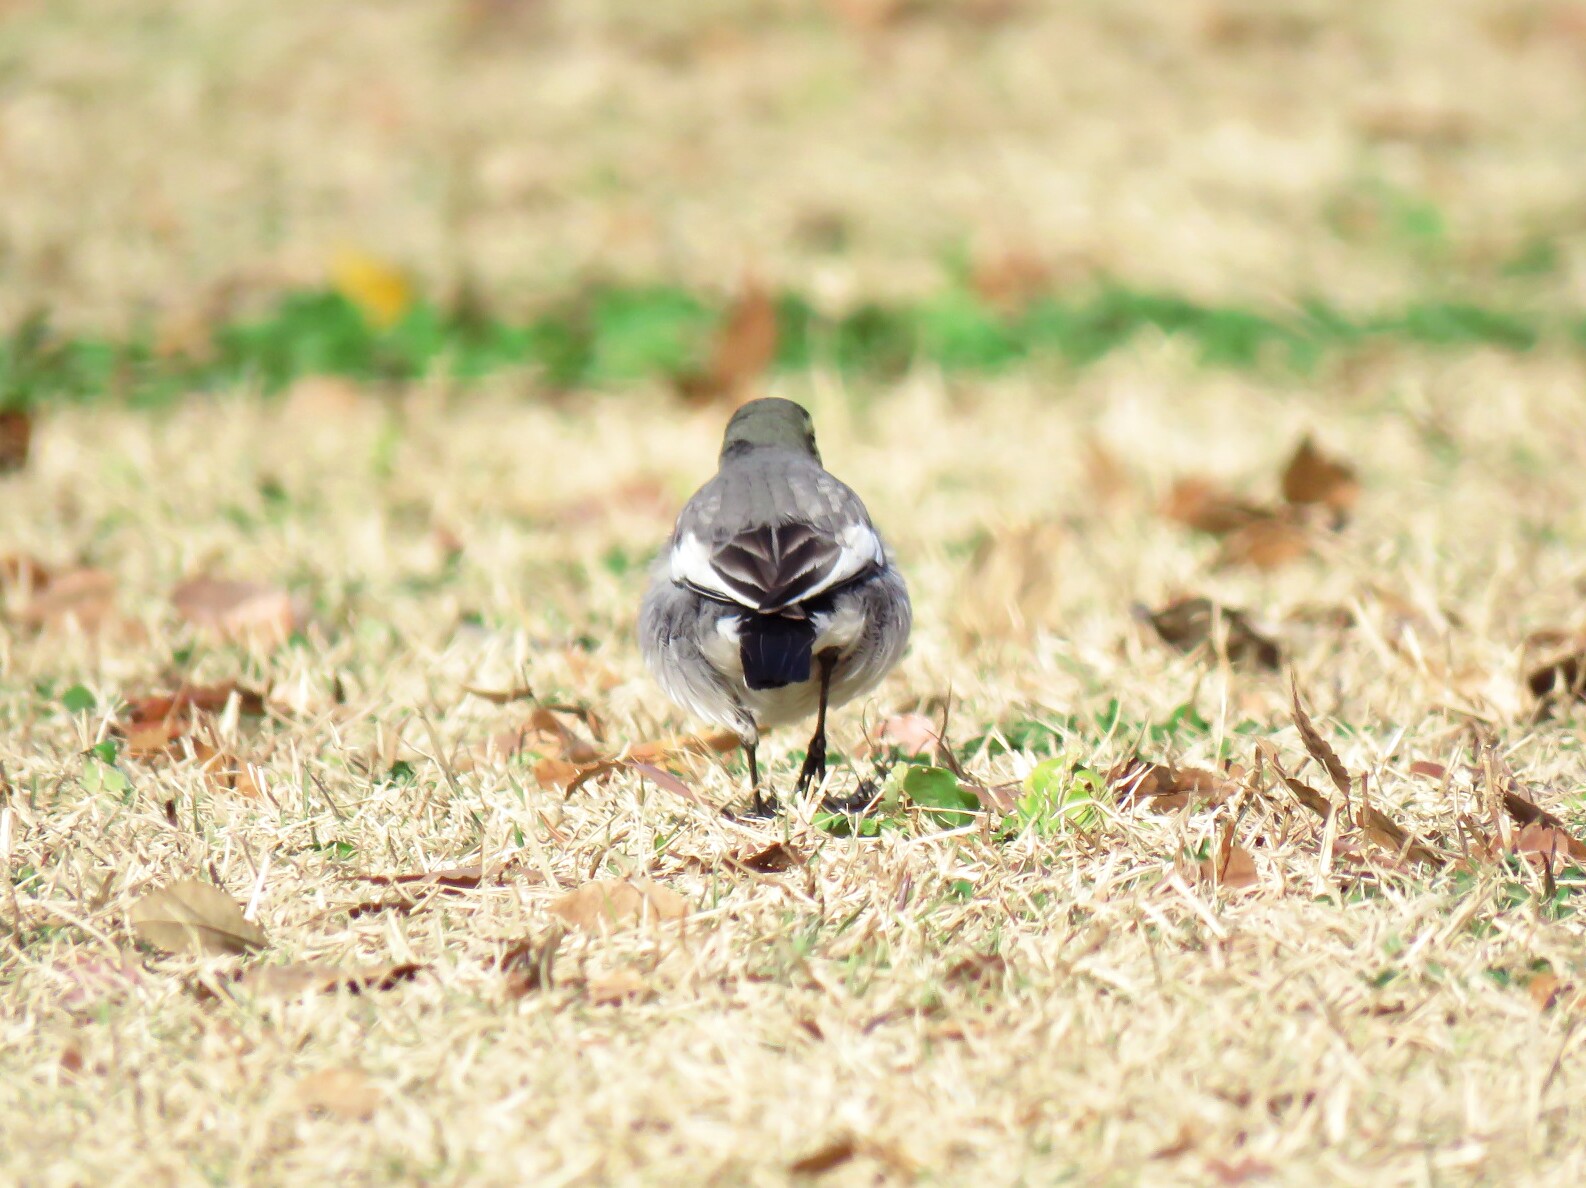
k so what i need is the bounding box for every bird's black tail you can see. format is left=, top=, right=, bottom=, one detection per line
left=739, top=613, right=816, bottom=690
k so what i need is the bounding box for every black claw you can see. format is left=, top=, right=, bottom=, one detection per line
left=795, top=737, right=828, bottom=796
left=726, top=788, right=780, bottom=821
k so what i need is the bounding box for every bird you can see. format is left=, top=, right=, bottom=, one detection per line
left=639, top=398, right=911, bottom=815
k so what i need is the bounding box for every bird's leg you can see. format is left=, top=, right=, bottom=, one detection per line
left=796, top=649, right=840, bottom=797
left=745, top=737, right=773, bottom=818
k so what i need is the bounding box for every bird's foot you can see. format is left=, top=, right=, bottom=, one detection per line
left=795, top=737, right=828, bottom=797
left=726, top=788, right=781, bottom=821
left=820, top=780, right=880, bottom=816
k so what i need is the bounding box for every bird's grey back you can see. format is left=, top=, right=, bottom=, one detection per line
left=676, top=449, right=872, bottom=544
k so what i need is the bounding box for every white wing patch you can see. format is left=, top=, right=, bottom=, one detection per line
left=670, top=521, right=884, bottom=612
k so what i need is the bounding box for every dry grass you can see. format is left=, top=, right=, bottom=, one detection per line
left=5, top=0, right=1586, bottom=328
left=3, top=354, right=1586, bottom=1183
left=8, top=1, right=1586, bottom=1184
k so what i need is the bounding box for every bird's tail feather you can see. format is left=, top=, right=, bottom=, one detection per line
left=739, top=614, right=816, bottom=690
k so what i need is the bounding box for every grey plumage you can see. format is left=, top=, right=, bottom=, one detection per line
left=639, top=398, right=911, bottom=809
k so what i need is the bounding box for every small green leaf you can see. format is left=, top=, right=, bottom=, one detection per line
left=897, top=764, right=979, bottom=830
left=83, top=759, right=129, bottom=797
left=1020, top=758, right=1107, bottom=831
left=60, top=685, right=96, bottom=714
left=90, top=739, right=119, bottom=765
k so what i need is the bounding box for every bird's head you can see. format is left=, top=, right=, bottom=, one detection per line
left=719, top=398, right=820, bottom=464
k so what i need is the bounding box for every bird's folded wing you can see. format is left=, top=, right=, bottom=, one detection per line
left=671, top=520, right=883, bottom=612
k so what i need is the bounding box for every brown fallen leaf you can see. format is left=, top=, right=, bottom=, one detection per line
left=128, top=878, right=267, bottom=956
left=1162, top=478, right=1268, bottom=536
left=295, top=1067, right=381, bottom=1121
left=50, top=951, right=146, bottom=1011
left=1215, top=516, right=1312, bottom=570
left=872, top=712, right=941, bottom=757
left=549, top=879, right=689, bottom=932
left=1206, top=1157, right=1277, bottom=1186
left=1196, top=823, right=1259, bottom=889
left=789, top=1134, right=859, bottom=1177
left=970, top=248, right=1052, bottom=313
left=119, top=682, right=270, bottom=758
left=0, top=553, right=51, bottom=590
left=1281, top=435, right=1360, bottom=521
left=1256, top=741, right=1335, bottom=821
left=0, top=408, right=32, bottom=473
left=14, top=567, right=116, bottom=632
left=677, top=280, right=779, bottom=403
left=1357, top=804, right=1443, bottom=867
left=1410, top=761, right=1448, bottom=780
left=533, top=757, right=617, bottom=794
left=235, top=962, right=423, bottom=997
left=493, top=707, right=601, bottom=763
left=1528, top=651, right=1586, bottom=702
left=1110, top=758, right=1237, bottom=812
left=1290, top=681, right=1353, bottom=800
left=172, top=576, right=296, bottom=646
left=1139, top=597, right=1281, bottom=671
left=1513, top=820, right=1586, bottom=865
left=626, top=731, right=741, bottom=765
left=586, top=969, right=652, bottom=1006
left=731, top=841, right=805, bottom=873
left=1527, top=971, right=1565, bottom=1011
left=354, top=865, right=487, bottom=890
left=629, top=762, right=709, bottom=806
left=500, top=930, right=562, bottom=997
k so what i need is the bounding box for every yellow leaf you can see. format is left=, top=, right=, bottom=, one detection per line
left=331, top=248, right=412, bottom=329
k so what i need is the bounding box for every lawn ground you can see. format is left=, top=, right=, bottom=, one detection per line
left=6, top=2, right=1586, bottom=1184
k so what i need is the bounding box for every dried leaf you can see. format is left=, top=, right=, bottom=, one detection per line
left=294, top=1067, right=382, bottom=1120
left=1290, top=682, right=1353, bottom=800
left=873, top=712, right=941, bottom=757
left=626, top=731, right=740, bottom=765
left=789, top=1134, right=859, bottom=1176
left=549, top=879, right=689, bottom=932
left=15, top=567, right=115, bottom=631
left=129, top=878, right=267, bottom=956
left=1410, top=761, right=1448, bottom=780
left=1206, top=1157, right=1277, bottom=1186
left=533, top=757, right=616, bottom=793
left=1256, top=741, right=1335, bottom=820
left=586, top=968, right=651, bottom=1005
left=50, top=951, right=146, bottom=1011
left=236, top=962, right=423, bottom=997
left=0, top=553, right=51, bottom=590
left=969, top=248, right=1051, bottom=312
left=354, top=865, right=487, bottom=890
left=732, top=842, right=805, bottom=873
left=1528, top=651, right=1586, bottom=702
left=172, top=577, right=296, bottom=647
left=1162, top=478, right=1267, bottom=536
left=0, top=409, right=33, bottom=473
left=493, top=707, right=601, bottom=763
left=1140, top=597, right=1281, bottom=670
left=1215, top=516, right=1312, bottom=570
left=1110, top=758, right=1236, bottom=812
left=1514, top=821, right=1586, bottom=865
left=1281, top=436, right=1360, bottom=519
left=500, top=931, right=561, bottom=997
left=1196, top=823, right=1259, bottom=889
left=677, top=281, right=779, bottom=402
left=1358, top=805, right=1443, bottom=867
left=629, top=761, right=708, bottom=805
left=1528, top=972, right=1565, bottom=1011
left=464, top=685, right=536, bottom=705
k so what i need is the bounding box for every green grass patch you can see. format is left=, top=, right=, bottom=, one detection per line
left=0, top=282, right=1575, bottom=408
